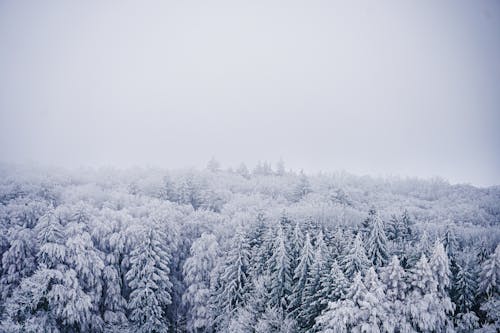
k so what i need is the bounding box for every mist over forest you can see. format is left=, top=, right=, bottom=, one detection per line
left=0, top=161, right=498, bottom=332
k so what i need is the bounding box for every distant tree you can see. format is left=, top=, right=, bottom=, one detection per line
left=292, top=171, right=311, bottom=202
left=206, top=157, right=221, bottom=173
left=236, top=163, right=250, bottom=179
left=275, top=159, right=286, bottom=176
left=253, top=161, right=273, bottom=176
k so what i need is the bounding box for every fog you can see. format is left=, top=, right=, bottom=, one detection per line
left=1, top=0, right=499, bottom=186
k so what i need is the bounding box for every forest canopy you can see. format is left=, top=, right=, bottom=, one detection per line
left=0, top=161, right=498, bottom=332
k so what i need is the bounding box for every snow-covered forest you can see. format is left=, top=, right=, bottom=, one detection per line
left=0, top=161, right=498, bottom=333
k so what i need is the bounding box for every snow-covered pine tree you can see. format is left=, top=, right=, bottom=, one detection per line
left=453, top=255, right=478, bottom=314
left=267, top=225, right=292, bottom=311
left=62, top=205, right=105, bottom=331
left=361, top=206, right=377, bottom=239
left=292, top=170, right=311, bottom=202
left=288, top=232, right=314, bottom=325
left=478, top=244, right=500, bottom=328
left=92, top=210, right=131, bottom=331
left=36, top=210, right=65, bottom=269
left=379, top=255, right=411, bottom=332
left=126, top=225, right=173, bottom=333
left=314, top=272, right=377, bottom=332
left=442, top=224, right=458, bottom=261
left=299, top=231, right=330, bottom=330
left=362, top=267, right=389, bottom=332
left=320, top=259, right=349, bottom=305
left=228, top=274, right=271, bottom=333
left=214, top=228, right=250, bottom=331
left=429, top=240, right=452, bottom=298
left=366, top=212, right=389, bottom=266
left=0, top=226, right=37, bottom=300
left=478, top=244, right=499, bottom=300
left=182, top=233, right=219, bottom=333
left=386, top=214, right=399, bottom=241
left=407, top=229, right=432, bottom=268
left=250, top=217, right=274, bottom=279
left=341, top=233, right=370, bottom=279
left=290, top=221, right=304, bottom=270
left=275, top=159, right=286, bottom=177
left=256, top=305, right=297, bottom=333
left=0, top=266, right=61, bottom=333
left=236, top=163, right=250, bottom=179
left=380, top=255, right=407, bottom=303
left=407, top=254, right=453, bottom=332
left=398, top=209, right=414, bottom=243
left=429, top=240, right=455, bottom=331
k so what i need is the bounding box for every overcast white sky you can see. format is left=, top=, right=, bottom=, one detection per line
left=0, top=0, right=499, bottom=186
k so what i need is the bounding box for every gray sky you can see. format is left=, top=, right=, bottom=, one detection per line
left=1, top=0, right=499, bottom=186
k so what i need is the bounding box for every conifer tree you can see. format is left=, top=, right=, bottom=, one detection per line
left=267, top=226, right=292, bottom=311
left=292, top=171, right=311, bottom=202
left=215, top=229, right=250, bottom=330
left=478, top=244, right=500, bottom=328
left=300, top=232, right=330, bottom=330
left=290, top=221, right=304, bottom=270
left=126, top=226, right=173, bottom=333
left=0, top=226, right=37, bottom=300
left=341, top=233, right=370, bottom=279
left=478, top=244, right=499, bottom=299
left=361, top=207, right=377, bottom=238
left=182, top=233, right=219, bottom=333
left=453, top=256, right=478, bottom=314
left=288, top=232, right=313, bottom=318
left=314, top=272, right=383, bottom=332
left=407, top=254, right=453, bottom=332
left=367, top=212, right=389, bottom=266
left=429, top=240, right=452, bottom=297
left=379, top=256, right=411, bottom=332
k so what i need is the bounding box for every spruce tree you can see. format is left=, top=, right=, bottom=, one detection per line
left=366, top=212, right=389, bottom=266
left=341, top=233, right=370, bottom=279
left=314, top=272, right=384, bottom=332
left=215, top=229, right=251, bottom=329
left=379, top=256, right=411, bottom=332
left=182, top=233, right=219, bottom=333
left=267, top=226, right=292, bottom=311
left=478, top=244, right=500, bottom=328
left=407, top=254, right=453, bottom=332
left=297, top=232, right=328, bottom=330
left=453, top=256, right=478, bottom=314
left=126, top=226, right=173, bottom=333
left=288, top=232, right=313, bottom=318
